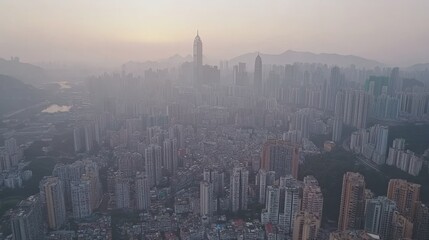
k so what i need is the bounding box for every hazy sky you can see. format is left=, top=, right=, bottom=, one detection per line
left=1, top=0, right=429, bottom=67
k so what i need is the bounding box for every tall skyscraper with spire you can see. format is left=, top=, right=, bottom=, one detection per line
left=254, top=54, right=262, bottom=96
left=193, top=31, right=203, bottom=85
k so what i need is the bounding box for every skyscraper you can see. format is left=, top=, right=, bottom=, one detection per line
left=230, top=167, right=249, bottom=212
left=279, top=178, right=303, bottom=235
left=10, top=195, right=44, bottom=240
left=39, top=176, right=66, bottom=230
left=114, top=171, right=130, bottom=209
left=389, top=67, right=401, bottom=95
left=135, top=171, right=150, bottom=211
left=373, top=125, right=389, bottom=165
left=342, top=90, right=370, bottom=129
left=145, top=144, right=162, bottom=187
left=203, top=168, right=224, bottom=197
left=338, top=172, right=366, bottom=231
left=193, top=31, right=203, bottom=85
left=387, top=179, right=420, bottom=220
left=200, top=180, right=213, bottom=217
left=265, top=185, right=280, bottom=224
left=256, top=169, right=276, bottom=205
left=169, top=124, right=184, bottom=149
left=73, top=127, right=84, bottom=152
left=364, top=196, right=397, bottom=239
left=325, top=66, right=343, bottom=112
left=391, top=211, right=414, bottom=239
left=332, top=117, right=343, bottom=143
left=163, top=138, right=178, bottom=174
left=413, top=202, right=429, bottom=240
left=70, top=179, right=92, bottom=219
left=254, top=54, right=262, bottom=96
left=302, top=176, right=323, bottom=221
left=82, top=160, right=102, bottom=210
left=261, top=140, right=299, bottom=179
left=292, top=211, right=321, bottom=240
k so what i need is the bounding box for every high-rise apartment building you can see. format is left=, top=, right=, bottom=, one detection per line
left=203, top=168, right=224, bottom=197
left=292, top=211, right=320, bottom=240
left=279, top=178, right=303, bottom=235
left=413, top=202, right=429, bottom=240
left=70, top=179, right=92, bottom=218
left=145, top=144, right=162, bottom=187
left=332, top=117, right=343, bottom=143
left=265, top=185, right=280, bottom=224
left=200, top=180, right=213, bottom=216
left=325, top=66, right=343, bottom=112
left=338, top=172, right=366, bottom=231
left=163, top=138, right=178, bottom=174
left=135, top=171, right=150, bottom=211
left=342, top=90, right=370, bottom=129
left=114, top=171, right=130, bottom=209
left=387, top=179, right=420, bottom=220
left=230, top=167, right=249, bottom=212
left=10, top=195, right=44, bottom=240
left=256, top=169, right=276, bottom=205
left=391, top=211, right=414, bottom=239
left=364, top=196, right=397, bottom=239
left=261, top=140, right=299, bottom=179
left=168, top=124, right=184, bottom=149
left=40, top=176, right=66, bottom=230
left=302, top=176, right=323, bottom=221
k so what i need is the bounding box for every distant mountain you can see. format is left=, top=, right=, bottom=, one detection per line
left=407, top=63, right=429, bottom=72
left=229, top=50, right=384, bottom=69
left=0, top=74, right=46, bottom=116
left=122, top=54, right=193, bottom=76
left=0, top=58, right=50, bottom=86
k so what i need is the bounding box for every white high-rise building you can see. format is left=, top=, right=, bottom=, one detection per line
left=145, top=144, right=162, bottom=187
left=70, top=179, right=92, bottom=218
left=230, top=167, right=249, bottom=212
left=135, top=172, right=150, bottom=211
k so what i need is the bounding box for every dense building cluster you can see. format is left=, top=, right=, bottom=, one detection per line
left=2, top=32, right=429, bottom=240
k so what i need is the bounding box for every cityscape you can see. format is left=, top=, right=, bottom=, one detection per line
left=1, top=1, right=429, bottom=240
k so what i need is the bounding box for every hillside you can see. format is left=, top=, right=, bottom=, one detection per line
left=0, top=58, right=49, bottom=86
left=0, top=75, right=46, bottom=116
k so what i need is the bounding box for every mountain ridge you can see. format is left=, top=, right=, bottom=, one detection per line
left=0, top=74, right=46, bottom=116
left=229, top=50, right=384, bottom=69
